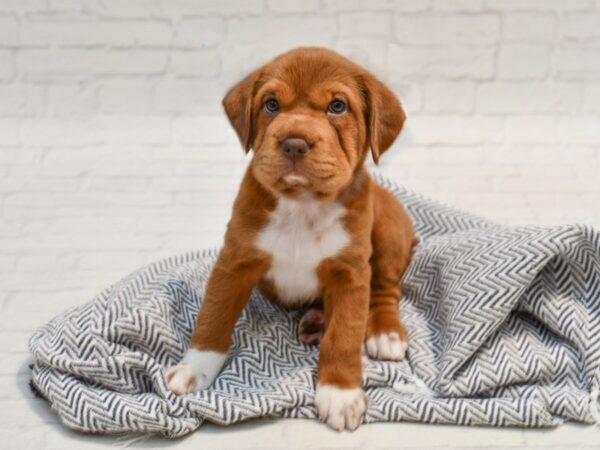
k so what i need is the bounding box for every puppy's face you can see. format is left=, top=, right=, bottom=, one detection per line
left=223, top=47, right=406, bottom=200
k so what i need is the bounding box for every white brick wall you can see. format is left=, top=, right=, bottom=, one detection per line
left=0, top=0, right=599, bottom=365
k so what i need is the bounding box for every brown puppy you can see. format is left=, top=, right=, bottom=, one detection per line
left=166, top=47, right=416, bottom=431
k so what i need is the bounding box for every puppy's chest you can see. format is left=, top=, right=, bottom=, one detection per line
left=256, top=198, right=349, bottom=306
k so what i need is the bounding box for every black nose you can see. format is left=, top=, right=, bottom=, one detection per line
left=280, top=138, right=309, bottom=162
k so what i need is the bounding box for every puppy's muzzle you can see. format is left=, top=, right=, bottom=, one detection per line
left=280, top=138, right=310, bottom=163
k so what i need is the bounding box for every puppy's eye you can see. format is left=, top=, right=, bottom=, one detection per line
left=264, top=98, right=279, bottom=114
left=328, top=99, right=347, bottom=115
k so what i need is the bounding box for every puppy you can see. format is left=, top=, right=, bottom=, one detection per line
left=166, top=47, right=416, bottom=431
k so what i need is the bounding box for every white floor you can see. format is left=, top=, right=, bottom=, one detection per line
left=3, top=351, right=598, bottom=449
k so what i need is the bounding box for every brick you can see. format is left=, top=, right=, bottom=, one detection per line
left=0, top=50, right=15, bottom=81
left=0, top=148, right=41, bottom=165
left=85, top=177, right=149, bottom=192
left=339, top=12, right=392, bottom=37
left=0, top=0, right=47, bottom=12
left=388, top=45, right=495, bottom=79
left=226, top=16, right=337, bottom=45
left=219, top=43, right=299, bottom=79
left=4, top=191, right=171, bottom=211
left=47, top=0, right=88, bottom=10
left=395, top=162, right=518, bottom=179
left=152, top=173, right=232, bottom=193
left=559, top=117, right=600, bottom=144
left=486, top=0, right=594, bottom=11
left=26, top=177, right=81, bottom=192
left=555, top=46, right=600, bottom=80
left=97, top=116, right=171, bottom=145
left=497, top=44, right=551, bottom=79
left=155, top=0, right=264, bottom=15
left=77, top=251, right=149, bottom=272
left=0, top=256, right=17, bottom=273
left=560, top=13, right=600, bottom=42
left=0, top=119, right=19, bottom=145
left=432, top=0, right=486, bottom=10
left=22, top=19, right=172, bottom=47
left=428, top=146, right=486, bottom=164
left=0, top=15, right=19, bottom=46
left=505, top=116, right=558, bottom=143
left=42, top=147, right=100, bottom=166
left=46, top=84, right=97, bottom=116
left=423, top=82, right=475, bottom=113
left=21, top=118, right=99, bottom=146
left=408, top=116, right=504, bottom=145
left=0, top=176, right=27, bottom=192
left=93, top=0, right=160, bottom=17
left=503, top=13, right=555, bottom=42
left=29, top=215, right=138, bottom=236
left=325, top=0, right=430, bottom=12
left=574, top=174, right=600, bottom=192
left=81, top=160, right=167, bottom=177
left=0, top=85, right=44, bottom=116
left=154, top=80, right=223, bottom=113
left=437, top=176, right=491, bottom=193
left=267, top=0, right=320, bottom=12
left=583, top=84, right=600, bottom=113
left=98, top=81, right=154, bottom=114
left=334, top=37, right=389, bottom=70
left=156, top=144, right=247, bottom=163
left=18, top=49, right=168, bottom=78
left=170, top=50, right=221, bottom=79
left=393, top=14, right=500, bottom=46
left=85, top=145, right=154, bottom=162
left=387, top=80, right=422, bottom=112
left=173, top=17, right=225, bottom=48
left=173, top=115, right=238, bottom=145
left=477, top=83, right=579, bottom=113
left=498, top=175, right=585, bottom=194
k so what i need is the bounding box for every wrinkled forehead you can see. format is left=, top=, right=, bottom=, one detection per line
left=256, top=57, right=364, bottom=107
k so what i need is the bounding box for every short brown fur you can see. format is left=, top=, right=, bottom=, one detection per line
left=187, top=47, right=415, bottom=402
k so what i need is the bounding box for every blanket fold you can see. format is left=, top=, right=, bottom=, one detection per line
left=29, top=176, right=600, bottom=437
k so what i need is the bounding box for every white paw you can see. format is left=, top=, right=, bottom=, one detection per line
left=366, top=332, right=407, bottom=361
left=165, top=363, right=199, bottom=395
left=314, top=385, right=367, bottom=431
left=165, top=349, right=227, bottom=395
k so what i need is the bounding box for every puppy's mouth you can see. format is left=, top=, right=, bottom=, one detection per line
left=281, top=174, right=309, bottom=188
left=277, top=172, right=311, bottom=196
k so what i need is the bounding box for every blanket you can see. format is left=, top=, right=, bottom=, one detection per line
left=29, top=176, right=600, bottom=437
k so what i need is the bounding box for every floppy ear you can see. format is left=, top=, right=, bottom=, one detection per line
left=360, top=72, right=406, bottom=164
left=222, top=70, right=262, bottom=152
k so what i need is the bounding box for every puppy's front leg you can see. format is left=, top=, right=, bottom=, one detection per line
left=314, top=259, right=370, bottom=431
left=166, top=247, right=269, bottom=394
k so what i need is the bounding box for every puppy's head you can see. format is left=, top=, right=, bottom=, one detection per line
left=222, top=47, right=405, bottom=200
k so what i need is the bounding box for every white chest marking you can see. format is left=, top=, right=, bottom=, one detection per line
left=257, top=197, right=349, bottom=306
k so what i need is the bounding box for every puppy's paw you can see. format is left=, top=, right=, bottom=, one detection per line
left=365, top=332, right=408, bottom=361
left=165, top=349, right=227, bottom=395
left=165, top=364, right=199, bottom=395
left=314, top=385, right=367, bottom=431
left=299, top=307, right=324, bottom=345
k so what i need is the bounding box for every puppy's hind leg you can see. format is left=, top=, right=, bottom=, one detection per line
left=299, top=302, right=324, bottom=345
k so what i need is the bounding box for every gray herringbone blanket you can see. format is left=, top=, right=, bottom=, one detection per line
left=29, top=177, right=600, bottom=437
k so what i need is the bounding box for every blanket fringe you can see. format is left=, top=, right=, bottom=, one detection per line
left=590, top=388, right=600, bottom=426
left=114, top=433, right=154, bottom=448
left=392, top=374, right=436, bottom=397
